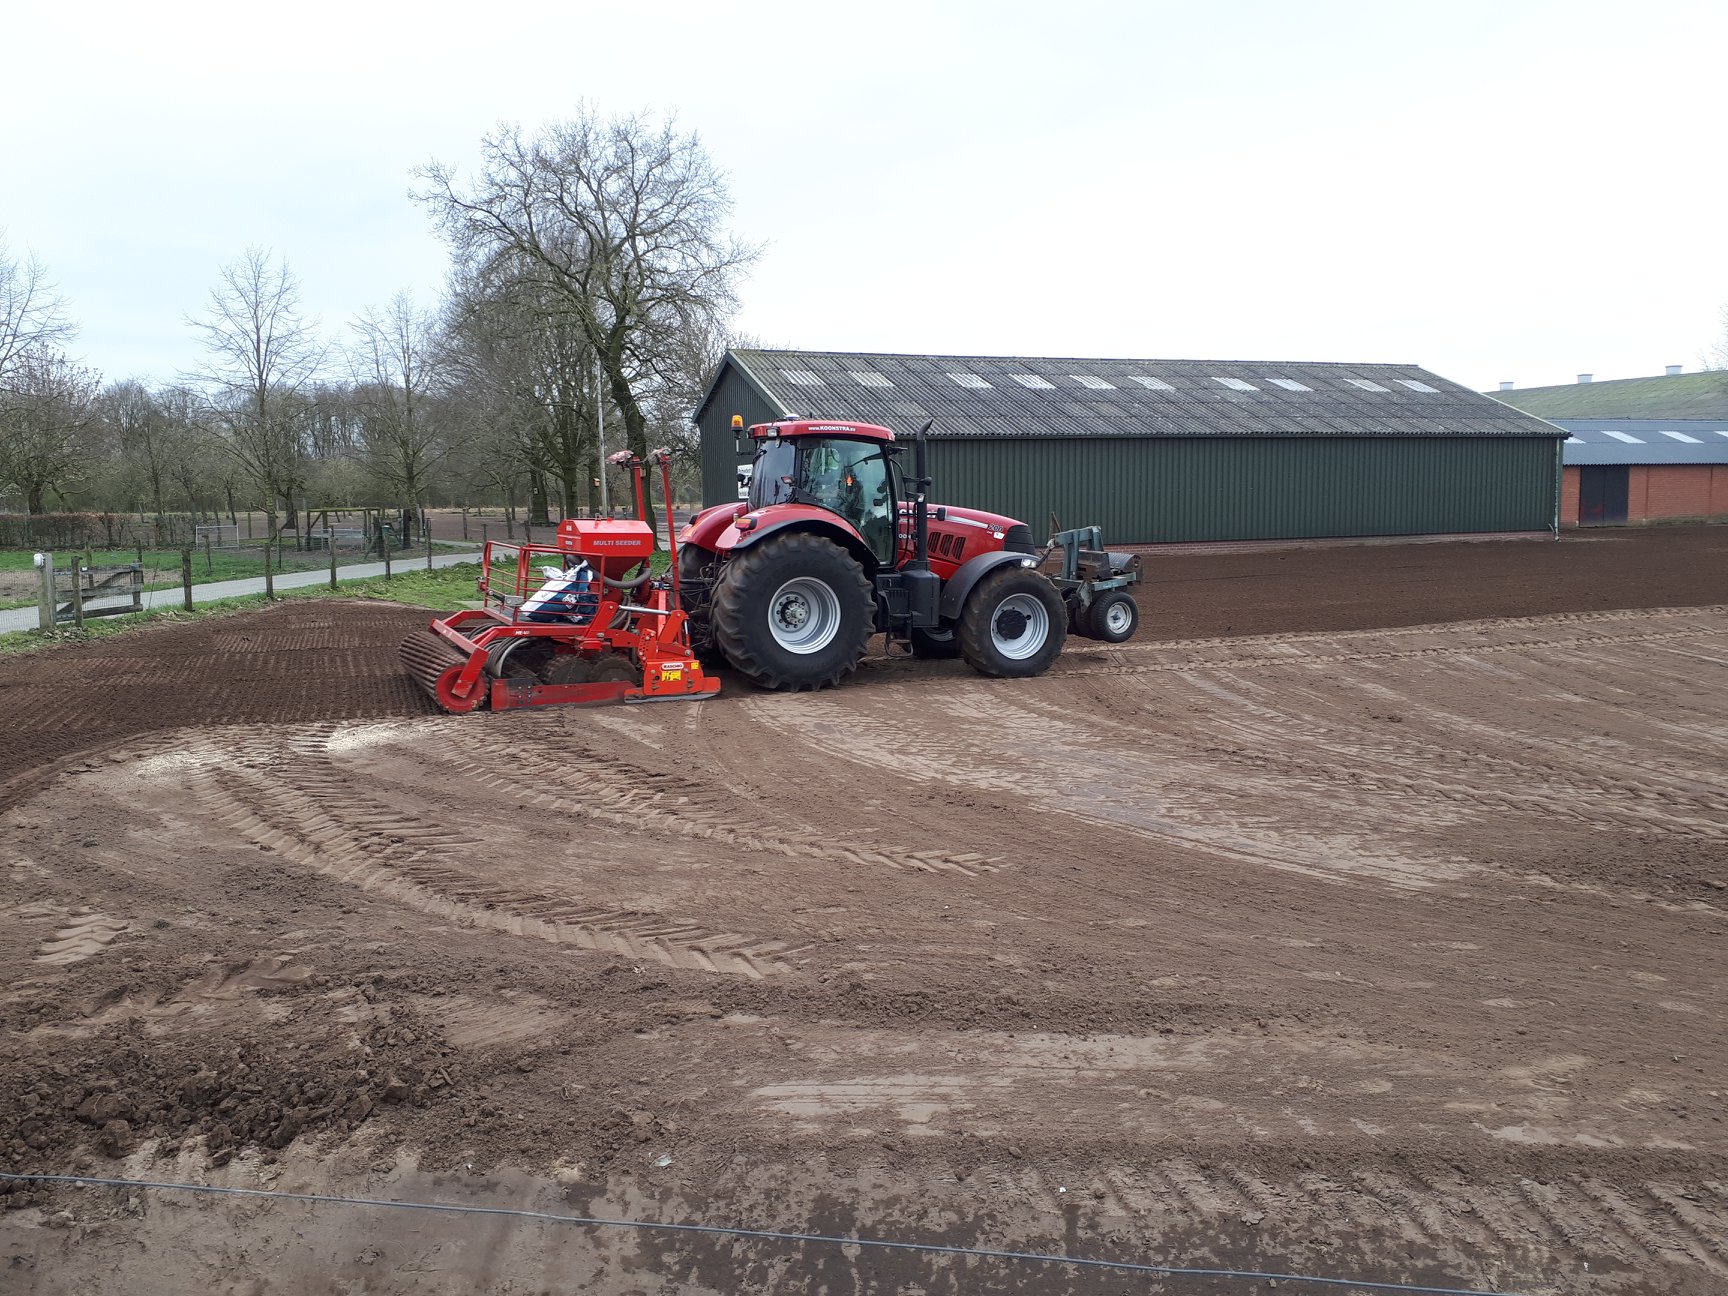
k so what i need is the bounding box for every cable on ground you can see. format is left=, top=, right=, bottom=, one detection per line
left=0, top=1171, right=1532, bottom=1296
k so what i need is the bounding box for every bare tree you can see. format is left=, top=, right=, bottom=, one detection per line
left=418, top=107, right=758, bottom=518
left=0, top=350, right=102, bottom=513
left=349, top=291, right=456, bottom=543
left=0, top=235, right=75, bottom=392
left=187, top=248, right=324, bottom=583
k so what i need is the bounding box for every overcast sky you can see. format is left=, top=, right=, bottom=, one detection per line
left=6, top=0, right=1725, bottom=396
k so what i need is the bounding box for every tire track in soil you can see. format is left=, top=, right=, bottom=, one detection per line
left=444, top=723, right=1004, bottom=878
left=180, top=727, right=802, bottom=980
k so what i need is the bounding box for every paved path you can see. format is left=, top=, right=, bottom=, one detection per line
left=1, top=551, right=481, bottom=636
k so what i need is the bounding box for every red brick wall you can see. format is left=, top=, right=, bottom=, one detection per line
left=1563, top=463, right=1728, bottom=527
left=1627, top=465, right=1726, bottom=522
left=1561, top=466, right=1580, bottom=526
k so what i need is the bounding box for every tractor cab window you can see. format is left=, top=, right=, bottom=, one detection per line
left=747, top=438, right=799, bottom=509
left=798, top=438, right=896, bottom=562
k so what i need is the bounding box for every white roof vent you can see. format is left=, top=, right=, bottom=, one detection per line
left=946, top=373, right=991, bottom=390
left=1666, top=365, right=1683, bottom=376
left=1070, top=374, right=1115, bottom=390
left=1343, top=378, right=1392, bottom=393
left=1499, top=381, right=1514, bottom=392
left=1577, top=373, right=1593, bottom=384
left=1397, top=380, right=1440, bottom=393
left=1212, top=377, right=1259, bottom=392
left=849, top=371, right=892, bottom=388
left=1009, top=373, right=1055, bottom=389
left=1124, top=375, right=1175, bottom=391
left=1265, top=378, right=1312, bottom=392
left=779, top=369, right=824, bottom=387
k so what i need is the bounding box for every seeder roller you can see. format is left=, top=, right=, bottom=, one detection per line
left=400, top=449, right=720, bottom=713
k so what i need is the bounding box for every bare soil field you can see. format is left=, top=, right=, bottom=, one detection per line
left=2, top=527, right=1726, bottom=1294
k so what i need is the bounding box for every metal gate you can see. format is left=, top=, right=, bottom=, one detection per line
left=1578, top=465, right=1629, bottom=526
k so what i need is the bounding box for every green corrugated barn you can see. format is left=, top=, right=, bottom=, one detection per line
left=693, top=349, right=1565, bottom=544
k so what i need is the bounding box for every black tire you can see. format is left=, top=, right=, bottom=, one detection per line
left=677, top=546, right=717, bottom=655
left=542, top=652, right=594, bottom=685
left=1082, top=590, right=1139, bottom=643
left=957, top=565, right=1067, bottom=679
left=909, top=624, right=963, bottom=660
left=711, top=532, right=874, bottom=690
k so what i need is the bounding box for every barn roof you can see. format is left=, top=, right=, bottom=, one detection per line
left=1556, top=420, right=1728, bottom=465
left=696, top=349, right=1563, bottom=440
left=1494, top=370, right=1728, bottom=420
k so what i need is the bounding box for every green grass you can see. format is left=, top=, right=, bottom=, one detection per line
left=0, top=550, right=672, bottom=656
left=0, top=543, right=479, bottom=610
left=0, top=562, right=485, bottom=657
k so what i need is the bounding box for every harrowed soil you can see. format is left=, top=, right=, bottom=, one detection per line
left=2, top=524, right=1726, bottom=1295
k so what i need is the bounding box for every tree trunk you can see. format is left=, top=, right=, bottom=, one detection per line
left=26, top=483, right=45, bottom=515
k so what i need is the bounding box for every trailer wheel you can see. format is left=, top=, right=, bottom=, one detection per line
left=1082, top=590, right=1139, bottom=644
left=909, top=625, right=962, bottom=659
left=711, top=532, right=874, bottom=690
left=957, top=566, right=1067, bottom=679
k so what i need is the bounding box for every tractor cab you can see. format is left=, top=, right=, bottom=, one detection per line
left=746, top=421, right=900, bottom=563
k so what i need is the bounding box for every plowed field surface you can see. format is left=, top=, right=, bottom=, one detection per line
left=3, top=528, right=1727, bottom=1295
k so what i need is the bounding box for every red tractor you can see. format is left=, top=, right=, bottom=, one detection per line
left=676, top=416, right=1141, bottom=691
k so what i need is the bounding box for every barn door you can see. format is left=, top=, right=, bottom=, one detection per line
left=1578, top=465, right=1629, bottom=526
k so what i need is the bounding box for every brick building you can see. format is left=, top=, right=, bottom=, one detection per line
left=1492, top=369, right=1728, bottom=526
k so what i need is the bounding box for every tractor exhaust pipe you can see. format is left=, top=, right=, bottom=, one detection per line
left=911, top=419, right=933, bottom=571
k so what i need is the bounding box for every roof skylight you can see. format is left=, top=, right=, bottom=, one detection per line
left=1212, top=377, right=1259, bottom=392
left=1124, top=375, right=1174, bottom=391
left=779, top=369, right=824, bottom=387
left=1009, top=374, right=1055, bottom=389
left=1715, top=430, right=1728, bottom=439
left=849, top=371, right=893, bottom=388
left=1397, top=380, right=1440, bottom=393
left=1343, top=378, right=1392, bottom=393
left=946, top=373, right=991, bottom=390
left=1600, top=430, right=1644, bottom=443
left=1658, top=429, right=1703, bottom=443
left=1070, top=375, right=1115, bottom=390
left=1265, top=378, right=1312, bottom=392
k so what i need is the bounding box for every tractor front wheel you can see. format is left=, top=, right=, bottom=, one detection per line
left=711, top=532, right=875, bottom=690
left=957, top=565, right=1067, bottom=679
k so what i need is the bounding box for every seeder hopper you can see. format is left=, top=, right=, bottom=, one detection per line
left=399, top=449, right=719, bottom=713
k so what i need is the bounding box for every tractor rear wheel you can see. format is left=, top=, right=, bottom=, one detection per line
left=957, top=565, right=1067, bottom=679
left=711, top=532, right=874, bottom=690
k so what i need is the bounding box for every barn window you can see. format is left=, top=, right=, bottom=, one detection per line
left=1070, top=375, right=1115, bottom=390
left=1009, top=374, right=1055, bottom=389
left=1600, top=430, right=1644, bottom=443
left=850, top=371, right=893, bottom=388
left=946, top=373, right=991, bottom=389
left=780, top=369, right=824, bottom=387
left=1124, top=375, right=1174, bottom=391
left=1212, top=377, right=1258, bottom=392
left=1265, top=378, right=1312, bottom=392
left=1658, top=430, right=1702, bottom=443
left=1343, top=378, right=1392, bottom=392
left=1397, top=379, right=1440, bottom=393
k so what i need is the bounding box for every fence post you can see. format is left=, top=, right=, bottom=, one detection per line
left=426, top=518, right=433, bottom=572
left=329, top=526, right=338, bottom=590
left=37, top=552, right=55, bottom=631
left=204, top=532, right=213, bottom=576
left=383, top=526, right=392, bottom=582
left=461, top=507, right=469, bottom=541
left=69, top=557, right=85, bottom=630
left=182, top=546, right=194, bottom=611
